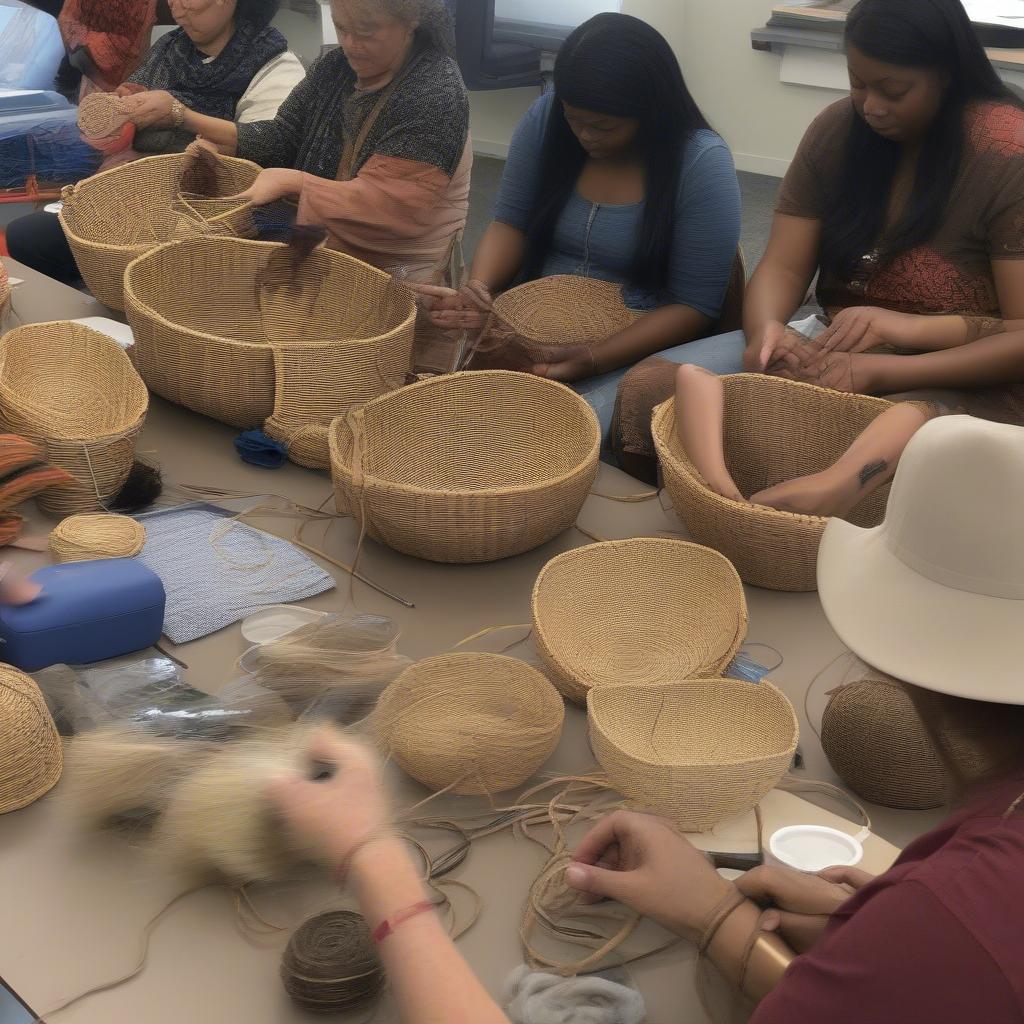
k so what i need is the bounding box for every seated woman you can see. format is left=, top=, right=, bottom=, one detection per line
left=614, top=0, right=1024, bottom=479
left=6, top=0, right=304, bottom=285
left=414, top=12, right=741, bottom=435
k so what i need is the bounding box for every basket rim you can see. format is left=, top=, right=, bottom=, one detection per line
left=328, top=369, right=601, bottom=500
left=124, top=235, right=416, bottom=351
left=588, top=676, right=800, bottom=769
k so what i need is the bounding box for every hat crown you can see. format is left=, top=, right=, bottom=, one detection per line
left=883, top=416, right=1024, bottom=600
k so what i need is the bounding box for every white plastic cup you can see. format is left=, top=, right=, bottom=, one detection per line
left=766, top=825, right=867, bottom=874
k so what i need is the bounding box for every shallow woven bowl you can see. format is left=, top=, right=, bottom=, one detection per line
left=653, top=375, right=897, bottom=592
left=491, top=275, right=640, bottom=347
left=0, top=665, right=63, bottom=814
left=50, top=512, right=146, bottom=562
left=125, top=236, right=415, bottom=432
left=532, top=538, right=748, bottom=704
left=589, top=678, right=798, bottom=831
left=59, top=152, right=260, bottom=310
left=368, top=653, right=565, bottom=795
left=329, top=370, right=600, bottom=563
left=0, top=323, right=148, bottom=515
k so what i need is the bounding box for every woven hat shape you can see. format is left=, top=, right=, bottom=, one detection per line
left=329, top=370, right=600, bottom=563
left=532, top=538, right=747, bottom=704
left=491, top=275, right=640, bottom=347
left=589, top=678, right=798, bottom=831
left=77, top=91, right=131, bottom=141
left=653, top=375, right=900, bottom=592
left=0, top=665, right=63, bottom=814
left=0, top=323, right=148, bottom=515
left=50, top=513, right=146, bottom=562
left=125, top=236, right=415, bottom=433
left=59, top=152, right=260, bottom=310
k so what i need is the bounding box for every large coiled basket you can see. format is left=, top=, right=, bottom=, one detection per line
left=589, top=678, right=799, bottom=831
left=0, top=665, right=63, bottom=814
left=59, top=152, right=260, bottom=310
left=532, top=538, right=748, bottom=704
left=653, top=375, right=896, bottom=592
left=0, top=262, right=10, bottom=330
left=0, top=323, right=148, bottom=515
left=328, top=370, right=601, bottom=563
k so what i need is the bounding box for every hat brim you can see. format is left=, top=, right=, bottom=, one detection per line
left=817, top=519, right=1024, bottom=704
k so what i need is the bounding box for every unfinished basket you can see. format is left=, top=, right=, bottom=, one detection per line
left=653, top=375, right=897, bottom=592
left=49, top=513, right=146, bottom=562
left=0, top=323, right=148, bottom=515
left=532, top=538, right=747, bottom=704
left=589, top=678, right=798, bottom=831
left=125, top=236, right=416, bottom=433
left=59, top=152, right=260, bottom=310
left=329, top=370, right=600, bottom=563
left=366, top=653, right=564, bottom=795
left=0, top=665, right=63, bottom=814
left=491, top=275, right=640, bottom=348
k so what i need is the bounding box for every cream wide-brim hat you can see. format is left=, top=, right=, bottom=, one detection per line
left=817, top=415, right=1024, bottom=705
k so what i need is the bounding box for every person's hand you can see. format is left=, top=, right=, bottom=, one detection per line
left=816, top=306, right=922, bottom=354
left=565, top=810, right=734, bottom=940
left=226, top=168, right=304, bottom=207
left=114, top=82, right=147, bottom=99
left=120, top=89, right=176, bottom=129
left=772, top=348, right=859, bottom=393
left=743, top=320, right=788, bottom=372
left=531, top=343, right=597, bottom=382
left=266, top=728, right=390, bottom=870
left=735, top=864, right=869, bottom=952
left=405, top=279, right=493, bottom=332
left=0, top=563, right=41, bottom=606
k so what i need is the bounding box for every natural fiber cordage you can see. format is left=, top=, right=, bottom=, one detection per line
left=77, top=91, right=135, bottom=154
left=0, top=665, right=63, bottom=814
left=49, top=513, right=146, bottom=562
left=280, top=910, right=385, bottom=1014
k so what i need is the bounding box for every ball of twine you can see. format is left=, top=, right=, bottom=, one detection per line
left=280, top=911, right=385, bottom=1013
left=49, top=513, right=146, bottom=563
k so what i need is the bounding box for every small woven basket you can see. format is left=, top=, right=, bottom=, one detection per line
left=59, top=152, right=260, bottom=310
left=0, top=323, right=148, bottom=515
left=653, top=375, right=897, bottom=592
left=491, top=275, right=640, bottom=348
left=0, top=262, right=10, bottom=331
left=329, top=370, right=601, bottom=563
left=0, top=665, right=63, bottom=814
left=532, top=538, right=747, bottom=704
left=50, top=513, right=146, bottom=562
left=367, top=653, right=565, bottom=795
left=589, top=678, right=799, bottom=831
left=125, top=236, right=416, bottom=434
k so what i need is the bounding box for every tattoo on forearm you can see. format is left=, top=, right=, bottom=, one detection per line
left=963, top=317, right=1005, bottom=343
left=858, top=459, right=889, bottom=487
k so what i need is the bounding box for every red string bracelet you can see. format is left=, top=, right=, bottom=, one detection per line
left=371, top=900, right=438, bottom=943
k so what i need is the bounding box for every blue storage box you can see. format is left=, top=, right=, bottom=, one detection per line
left=0, top=559, right=166, bottom=671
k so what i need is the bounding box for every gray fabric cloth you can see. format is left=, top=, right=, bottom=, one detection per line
left=135, top=503, right=334, bottom=645
left=505, top=966, right=646, bottom=1024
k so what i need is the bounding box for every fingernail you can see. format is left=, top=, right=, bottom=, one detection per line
left=565, top=865, right=586, bottom=889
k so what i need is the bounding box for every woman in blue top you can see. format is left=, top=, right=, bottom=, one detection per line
left=415, top=13, right=741, bottom=437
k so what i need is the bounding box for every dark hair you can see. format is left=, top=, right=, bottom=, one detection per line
left=235, top=0, right=280, bottom=30
left=522, top=13, right=711, bottom=294
left=823, top=0, right=1018, bottom=279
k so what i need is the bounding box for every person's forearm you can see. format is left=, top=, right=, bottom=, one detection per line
left=900, top=314, right=1024, bottom=352
left=591, top=305, right=712, bottom=374
left=181, top=109, right=238, bottom=155
left=742, top=262, right=811, bottom=348
left=707, top=898, right=796, bottom=1003
left=349, top=839, right=510, bottom=1024
left=469, top=222, right=528, bottom=293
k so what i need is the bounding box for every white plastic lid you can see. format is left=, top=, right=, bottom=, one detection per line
left=240, top=605, right=326, bottom=645
left=768, top=825, right=864, bottom=873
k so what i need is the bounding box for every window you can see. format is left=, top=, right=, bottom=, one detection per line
left=495, top=0, right=622, bottom=27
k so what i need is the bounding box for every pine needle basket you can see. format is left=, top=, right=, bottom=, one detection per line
left=125, top=236, right=416, bottom=433
left=50, top=513, right=146, bottom=562
left=366, top=653, right=565, bottom=795
left=491, top=275, right=640, bottom=348
left=0, top=665, right=63, bottom=814
left=653, top=375, right=897, bottom=592
left=531, top=538, right=747, bottom=704
left=0, top=323, right=148, bottom=515
left=58, top=152, right=261, bottom=310
left=328, top=370, right=601, bottom=563
left=589, top=678, right=799, bottom=831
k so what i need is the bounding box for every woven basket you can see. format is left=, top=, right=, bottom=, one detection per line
left=589, top=678, right=799, bottom=831
left=59, top=152, right=260, bottom=310
left=0, top=665, right=63, bottom=814
left=50, top=513, right=146, bottom=562
left=653, top=375, right=897, bottom=592
left=367, top=653, right=565, bottom=795
left=491, top=275, right=640, bottom=348
left=125, top=236, right=416, bottom=433
left=329, top=370, right=600, bottom=563
left=532, top=538, right=748, bottom=704
left=0, top=262, right=10, bottom=330
left=0, top=323, right=148, bottom=515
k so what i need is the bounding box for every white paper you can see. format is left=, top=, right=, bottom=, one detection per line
left=962, top=0, right=1024, bottom=27
left=71, top=317, right=135, bottom=350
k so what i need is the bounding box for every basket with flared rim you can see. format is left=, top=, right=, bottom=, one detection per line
left=365, top=652, right=565, bottom=796
left=588, top=677, right=799, bottom=832
left=328, top=370, right=601, bottom=563
left=58, top=152, right=260, bottom=310
left=0, top=323, right=148, bottom=516
left=531, top=537, right=748, bottom=704
left=653, top=374, right=899, bottom=593
left=491, top=275, right=640, bottom=348
left=125, top=235, right=416, bottom=434
left=0, top=665, right=63, bottom=814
